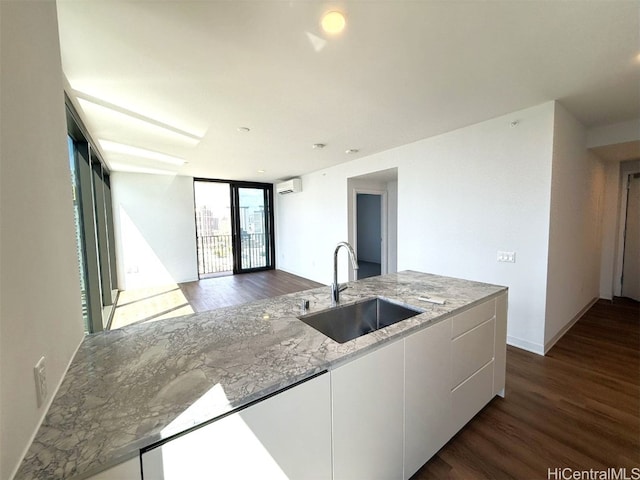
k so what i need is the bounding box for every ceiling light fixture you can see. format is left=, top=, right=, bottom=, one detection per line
left=237, top=127, right=251, bottom=132
left=321, top=11, right=346, bottom=35
left=345, top=149, right=359, bottom=154
left=257, top=169, right=266, bottom=173
left=99, top=140, right=186, bottom=166
left=313, top=143, right=326, bottom=149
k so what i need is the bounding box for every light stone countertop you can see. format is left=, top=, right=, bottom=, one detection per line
left=15, top=271, right=506, bottom=480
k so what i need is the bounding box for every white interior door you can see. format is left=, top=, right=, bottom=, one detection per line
left=622, top=173, right=640, bottom=301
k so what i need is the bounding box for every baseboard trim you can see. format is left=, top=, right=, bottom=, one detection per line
left=544, top=297, right=599, bottom=354
left=507, top=336, right=545, bottom=356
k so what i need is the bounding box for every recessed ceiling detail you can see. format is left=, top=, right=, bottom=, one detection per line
left=99, top=140, right=186, bottom=166
left=56, top=2, right=640, bottom=182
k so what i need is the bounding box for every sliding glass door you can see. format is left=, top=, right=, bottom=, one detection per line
left=66, top=99, right=118, bottom=333
left=194, top=179, right=275, bottom=277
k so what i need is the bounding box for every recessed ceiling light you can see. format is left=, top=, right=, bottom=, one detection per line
left=257, top=169, right=265, bottom=173
left=345, top=149, right=359, bottom=154
left=237, top=127, right=251, bottom=132
left=99, top=140, right=186, bottom=166
left=321, top=11, right=346, bottom=35
left=313, top=143, right=326, bottom=149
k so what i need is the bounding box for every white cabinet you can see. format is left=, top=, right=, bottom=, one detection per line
left=332, top=292, right=508, bottom=480
left=451, top=360, right=494, bottom=433
left=404, top=318, right=453, bottom=479
left=141, top=373, right=331, bottom=480
left=85, top=457, right=141, bottom=480
left=405, top=293, right=508, bottom=476
left=449, top=294, right=507, bottom=433
left=494, top=292, right=508, bottom=397
left=451, top=317, right=495, bottom=389
left=331, top=339, right=404, bottom=480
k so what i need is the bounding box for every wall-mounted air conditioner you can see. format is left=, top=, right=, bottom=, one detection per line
left=276, top=178, right=302, bottom=195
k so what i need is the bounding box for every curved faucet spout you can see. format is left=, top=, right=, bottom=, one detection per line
left=332, top=242, right=359, bottom=304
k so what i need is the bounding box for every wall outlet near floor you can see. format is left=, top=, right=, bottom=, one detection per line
left=497, top=251, right=516, bottom=263
left=34, top=356, right=47, bottom=408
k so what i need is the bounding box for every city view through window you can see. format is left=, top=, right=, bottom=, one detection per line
left=194, top=181, right=270, bottom=276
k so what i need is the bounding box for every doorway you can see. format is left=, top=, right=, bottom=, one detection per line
left=348, top=168, right=398, bottom=281
left=621, top=173, right=640, bottom=301
left=194, top=179, right=275, bottom=277
left=356, top=193, right=383, bottom=279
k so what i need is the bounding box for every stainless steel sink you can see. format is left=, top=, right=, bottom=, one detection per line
left=297, top=297, right=422, bottom=343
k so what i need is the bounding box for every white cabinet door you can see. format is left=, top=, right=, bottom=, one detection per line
left=332, top=340, right=404, bottom=480
left=494, top=292, right=508, bottom=396
left=451, top=360, right=494, bottom=433
left=404, top=318, right=452, bottom=479
left=85, top=457, right=141, bottom=480
left=141, top=373, right=331, bottom=480
left=451, top=317, right=495, bottom=389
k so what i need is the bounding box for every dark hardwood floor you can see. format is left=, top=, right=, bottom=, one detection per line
left=411, top=297, right=640, bottom=480
left=111, top=270, right=324, bottom=328
left=179, top=269, right=325, bottom=312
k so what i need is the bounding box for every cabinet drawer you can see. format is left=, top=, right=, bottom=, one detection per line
left=451, top=299, right=495, bottom=339
left=451, top=359, right=494, bottom=433
left=451, top=318, right=495, bottom=389
left=142, top=374, right=331, bottom=480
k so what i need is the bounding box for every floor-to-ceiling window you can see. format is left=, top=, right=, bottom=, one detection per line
left=66, top=97, right=118, bottom=333
left=194, top=179, right=275, bottom=277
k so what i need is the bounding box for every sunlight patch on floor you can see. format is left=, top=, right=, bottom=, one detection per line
left=111, top=284, right=195, bottom=329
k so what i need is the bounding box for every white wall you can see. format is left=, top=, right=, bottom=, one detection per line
left=111, top=173, right=198, bottom=290
left=0, top=2, right=85, bottom=479
left=544, top=103, right=605, bottom=349
left=277, top=102, right=556, bottom=353
left=600, top=161, right=622, bottom=300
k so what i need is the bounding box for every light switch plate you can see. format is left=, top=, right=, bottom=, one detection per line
left=497, top=251, right=516, bottom=263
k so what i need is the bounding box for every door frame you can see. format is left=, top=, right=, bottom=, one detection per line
left=193, top=178, right=275, bottom=277
left=620, top=172, right=640, bottom=299
left=231, top=182, right=276, bottom=274
left=614, top=168, right=640, bottom=296
left=351, top=188, right=388, bottom=280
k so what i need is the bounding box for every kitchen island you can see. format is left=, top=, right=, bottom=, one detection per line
left=15, top=271, right=507, bottom=480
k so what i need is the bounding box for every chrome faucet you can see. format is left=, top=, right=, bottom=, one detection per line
left=331, top=241, right=359, bottom=304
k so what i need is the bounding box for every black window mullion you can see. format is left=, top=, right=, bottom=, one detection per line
left=76, top=143, right=104, bottom=333
left=91, top=158, right=113, bottom=313
left=103, top=173, right=118, bottom=292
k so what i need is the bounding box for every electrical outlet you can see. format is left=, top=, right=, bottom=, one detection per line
left=34, top=356, right=47, bottom=408
left=497, top=251, right=516, bottom=263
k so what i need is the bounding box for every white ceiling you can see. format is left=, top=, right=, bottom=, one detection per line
left=57, top=1, right=640, bottom=183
